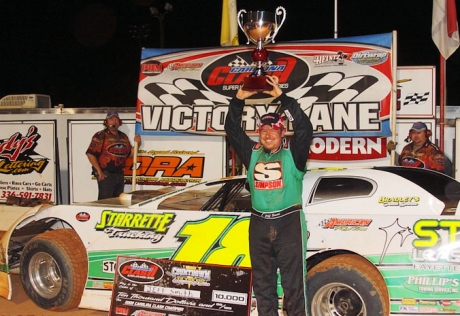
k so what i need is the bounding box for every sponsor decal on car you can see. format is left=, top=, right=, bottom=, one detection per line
left=378, top=196, right=420, bottom=207
left=76, top=212, right=90, bottom=222
left=95, top=211, right=175, bottom=243
left=321, top=218, right=372, bottom=231
left=401, top=298, right=417, bottom=305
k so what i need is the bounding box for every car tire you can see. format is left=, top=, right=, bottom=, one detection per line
left=307, top=254, right=389, bottom=316
left=20, top=229, right=88, bottom=311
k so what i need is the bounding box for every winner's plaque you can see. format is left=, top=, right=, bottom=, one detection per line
left=237, top=7, right=286, bottom=91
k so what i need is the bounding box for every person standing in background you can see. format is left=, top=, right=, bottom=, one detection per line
left=387, top=121, right=452, bottom=176
left=86, top=110, right=141, bottom=200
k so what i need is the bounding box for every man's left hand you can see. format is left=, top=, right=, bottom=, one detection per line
left=134, top=134, right=142, bottom=147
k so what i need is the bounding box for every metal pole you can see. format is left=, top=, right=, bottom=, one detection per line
left=390, top=30, right=398, bottom=166
left=439, top=54, right=446, bottom=151
left=334, top=0, right=338, bottom=38
left=132, top=141, right=138, bottom=190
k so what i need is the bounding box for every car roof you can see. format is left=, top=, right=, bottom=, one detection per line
left=305, top=166, right=460, bottom=214
left=374, top=166, right=460, bottom=208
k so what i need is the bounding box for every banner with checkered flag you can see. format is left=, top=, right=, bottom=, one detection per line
left=136, top=34, right=394, bottom=138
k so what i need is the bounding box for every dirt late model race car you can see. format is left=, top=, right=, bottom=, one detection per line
left=1, top=166, right=460, bottom=316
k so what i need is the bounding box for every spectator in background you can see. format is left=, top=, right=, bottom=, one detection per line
left=388, top=121, right=453, bottom=176
left=86, top=110, right=141, bottom=200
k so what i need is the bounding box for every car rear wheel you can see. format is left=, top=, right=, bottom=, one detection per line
left=307, top=254, right=389, bottom=316
left=20, top=229, right=88, bottom=311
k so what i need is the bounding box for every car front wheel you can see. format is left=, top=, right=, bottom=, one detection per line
left=20, top=229, right=88, bottom=311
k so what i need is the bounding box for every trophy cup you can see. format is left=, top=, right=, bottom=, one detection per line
left=237, top=7, right=286, bottom=91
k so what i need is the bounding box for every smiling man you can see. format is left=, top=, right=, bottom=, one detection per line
left=394, top=121, right=452, bottom=176
left=224, top=76, right=313, bottom=316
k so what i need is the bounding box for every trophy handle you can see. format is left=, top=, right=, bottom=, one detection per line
left=270, top=6, right=286, bottom=43
left=237, top=9, right=250, bottom=44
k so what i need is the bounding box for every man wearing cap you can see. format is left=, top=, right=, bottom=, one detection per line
left=225, top=76, right=313, bottom=316
left=86, top=110, right=142, bottom=200
left=389, top=121, right=452, bottom=175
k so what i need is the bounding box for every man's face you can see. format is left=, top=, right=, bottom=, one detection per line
left=106, top=116, right=121, bottom=133
left=410, top=129, right=427, bottom=146
left=259, top=125, right=285, bottom=153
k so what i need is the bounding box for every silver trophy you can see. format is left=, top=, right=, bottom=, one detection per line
left=237, top=7, right=286, bottom=91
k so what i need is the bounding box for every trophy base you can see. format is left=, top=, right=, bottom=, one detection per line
left=242, top=76, right=273, bottom=91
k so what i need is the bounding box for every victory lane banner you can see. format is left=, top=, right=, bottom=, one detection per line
left=109, top=256, right=253, bottom=316
left=135, top=33, right=393, bottom=139
left=135, top=33, right=394, bottom=165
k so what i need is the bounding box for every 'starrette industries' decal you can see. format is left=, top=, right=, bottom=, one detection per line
left=95, top=211, right=176, bottom=243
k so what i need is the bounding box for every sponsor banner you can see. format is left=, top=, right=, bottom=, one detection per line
left=0, top=121, right=56, bottom=203
left=135, top=33, right=393, bottom=164
left=124, top=135, right=225, bottom=189
left=69, top=121, right=224, bottom=203
left=109, top=256, right=252, bottom=316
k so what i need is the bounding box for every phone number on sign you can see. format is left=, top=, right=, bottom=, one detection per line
left=1, top=191, right=52, bottom=200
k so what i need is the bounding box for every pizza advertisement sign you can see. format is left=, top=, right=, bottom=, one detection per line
left=109, top=256, right=253, bottom=316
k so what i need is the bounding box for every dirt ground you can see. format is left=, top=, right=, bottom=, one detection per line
left=1, top=274, right=107, bottom=316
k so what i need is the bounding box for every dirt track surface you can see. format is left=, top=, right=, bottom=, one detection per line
left=1, top=274, right=107, bottom=316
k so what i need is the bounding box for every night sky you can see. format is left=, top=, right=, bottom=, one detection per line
left=1, top=0, right=460, bottom=108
